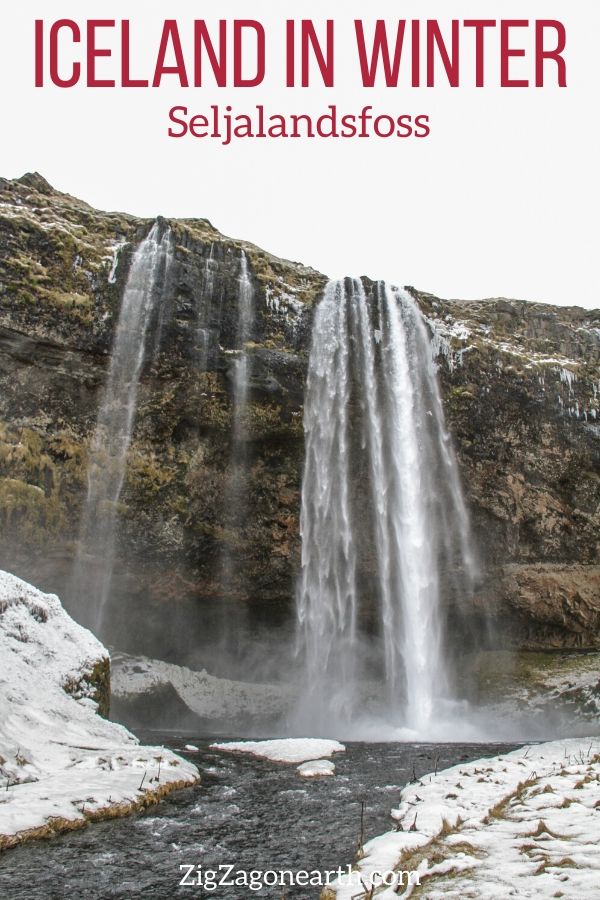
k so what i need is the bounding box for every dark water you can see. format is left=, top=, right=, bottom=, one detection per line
left=0, top=736, right=520, bottom=900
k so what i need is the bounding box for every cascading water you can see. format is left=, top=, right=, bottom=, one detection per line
left=219, top=251, right=255, bottom=597
left=231, top=251, right=254, bottom=454
left=72, top=223, right=173, bottom=634
left=295, top=278, right=476, bottom=737
left=196, top=242, right=216, bottom=372
left=295, top=281, right=358, bottom=718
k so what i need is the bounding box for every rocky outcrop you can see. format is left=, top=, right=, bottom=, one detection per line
left=0, top=173, right=598, bottom=661
left=498, top=564, right=600, bottom=649
left=0, top=569, right=198, bottom=849
left=110, top=652, right=292, bottom=732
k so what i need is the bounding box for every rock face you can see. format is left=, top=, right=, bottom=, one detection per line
left=415, top=291, right=600, bottom=649
left=0, top=173, right=598, bottom=665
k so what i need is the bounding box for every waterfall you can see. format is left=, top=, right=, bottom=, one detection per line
left=219, top=251, right=255, bottom=601
left=197, top=243, right=216, bottom=372
left=72, top=223, right=173, bottom=634
left=231, top=252, right=254, bottom=453
left=295, top=278, right=475, bottom=736
left=296, top=281, right=358, bottom=718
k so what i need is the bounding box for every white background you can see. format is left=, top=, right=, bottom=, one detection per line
left=1, top=1, right=598, bottom=307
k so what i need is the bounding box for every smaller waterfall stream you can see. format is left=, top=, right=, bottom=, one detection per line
left=219, top=251, right=255, bottom=602
left=72, top=223, right=173, bottom=633
left=231, top=252, right=254, bottom=454
left=196, top=242, right=216, bottom=372
left=295, top=279, right=476, bottom=737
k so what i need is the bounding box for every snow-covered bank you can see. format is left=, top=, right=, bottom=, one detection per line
left=0, top=572, right=199, bottom=850
left=323, top=738, right=600, bottom=899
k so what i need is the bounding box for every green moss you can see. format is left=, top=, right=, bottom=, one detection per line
left=0, top=177, right=142, bottom=328
left=170, top=495, right=189, bottom=517
left=245, top=402, right=303, bottom=438
left=0, top=425, right=54, bottom=484
left=0, top=476, right=65, bottom=546
left=45, top=289, right=91, bottom=309
left=0, top=422, right=88, bottom=548
left=47, top=432, right=86, bottom=466
left=198, top=397, right=233, bottom=431
left=127, top=452, right=175, bottom=499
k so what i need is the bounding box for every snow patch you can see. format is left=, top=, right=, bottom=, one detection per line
left=297, top=759, right=336, bottom=777
left=211, top=738, right=345, bottom=764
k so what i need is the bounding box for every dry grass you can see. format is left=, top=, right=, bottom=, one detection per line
left=525, top=819, right=568, bottom=841
left=483, top=777, right=537, bottom=825
left=534, top=856, right=581, bottom=876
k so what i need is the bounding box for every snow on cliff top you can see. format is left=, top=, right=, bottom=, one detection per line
left=327, top=737, right=600, bottom=899
left=0, top=571, right=198, bottom=847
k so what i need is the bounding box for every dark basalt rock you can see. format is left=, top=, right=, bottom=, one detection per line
left=110, top=681, right=197, bottom=731
left=0, top=174, right=599, bottom=668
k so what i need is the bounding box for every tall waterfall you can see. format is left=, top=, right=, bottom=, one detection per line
left=73, top=223, right=173, bottom=633
left=295, top=279, right=475, bottom=736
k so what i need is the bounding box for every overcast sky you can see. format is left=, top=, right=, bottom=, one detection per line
left=1, top=0, right=598, bottom=307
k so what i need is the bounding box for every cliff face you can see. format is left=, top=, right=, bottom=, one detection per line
left=416, top=291, right=600, bottom=649
left=0, top=173, right=598, bottom=666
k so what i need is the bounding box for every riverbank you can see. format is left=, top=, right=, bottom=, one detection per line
left=324, top=737, right=600, bottom=898
left=0, top=571, right=199, bottom=851
left=0, top=738, right=521, bottom=898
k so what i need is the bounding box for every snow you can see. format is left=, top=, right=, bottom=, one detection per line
left=211, top=738, right=345, bottom=764
left=0, top=199, right=103, bottom=259
left=297, top=759, right=336, bottom=777
left=184, top=744, right=199, bottom=753
left=425, top=308, right=589, bottom=389
left=0, top=571, right=198, bottom=848
left=327, top=738, right=600, bottom=899
left=0, top=203, right=90, bottom=242
left=112, top=652, right=291, bottom=721
left=264, top=284, right=305, bottom=330
left=427, top=317, right=472, bottom=371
